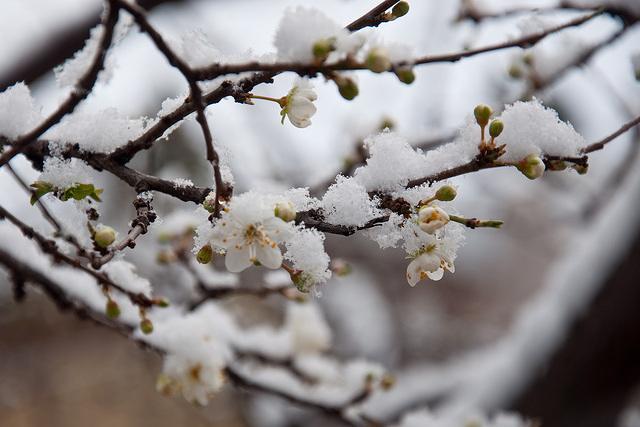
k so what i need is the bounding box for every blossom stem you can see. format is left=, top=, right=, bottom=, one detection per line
left=449, top=214, right=503, bottom=229
left=248, top=94, right=286, bottom=107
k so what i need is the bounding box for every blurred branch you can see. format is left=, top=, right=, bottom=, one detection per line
left=0, top=0, right=181, bottom=91
left=190, top=11, right=603, bottom=80
left=0, top=1, right=120, bottom=168
left=0, top=204, right=156, bottom=308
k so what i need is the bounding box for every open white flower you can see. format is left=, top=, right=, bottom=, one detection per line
left=157, top=355, right=226, bottom=406
left=281, top=79, right=317, bottom=128
left=406, top=245, right=455, bottom=287
left=418, top=205, right=450, bottom=234
left=211, top=214, right=290, bottom=272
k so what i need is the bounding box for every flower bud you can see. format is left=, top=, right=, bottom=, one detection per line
left=547, top=160, right=567, bottom=171
left=489, top=119, right=504, bottom=138
left=395, top=67, right=415, bottom=85
left=418, top=206, right=450, bottom=234
left=330, top=259, right=352, bottom=277
left=335, top=76, right=359, bottom=100
left=573, top=163, right=589, bottom=175
left=155, top=297, right=170, bottom=308
left=274, top=201, right=297, bottom=222
left=140, top=318, right=154, bottom=334
left=196, top=244, right=213, bottom=264
left=474, top=104, right=492, bottom=127
left=392, top=1, right=410, bottom=18
left=517, top=154, right=545, bottom=180
left=435, top=185, right=457, bottom=201
left=508, top=64, right=523, bottom=79
left=106, top=299, right=120, bottom=318
left=366, top=48, right=392, bottom=73
left=94, top=225, right=116, bottom=248
left=380, top=373, right=396, bottom=390
left=312, top=39, right=333, bottom=62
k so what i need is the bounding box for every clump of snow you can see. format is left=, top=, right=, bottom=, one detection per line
left=172, top=178, right=194, bottom=188
left=274, top=7, right=362, bottom=63
left=285, top=302, right=332, bottom=354
left=284, top=227, right=331, bottom=287
left=102, top=260, right=153, bottom=297
left=45, top=107, right=146, bottom=153
left=39, top=157, right=96, bottom=189
left=0, top=82, right=42, bottom=139
left=321, top=176, right=382, bottom=227
left=496, top=99, right=585, bottom=162
left=283, top=187, right=321, bottom=212
left=396, top=408, right=529, bottom=427
left=354, top=130, right=427, bottom=191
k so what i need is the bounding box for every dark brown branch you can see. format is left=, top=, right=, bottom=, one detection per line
left=0, top=204, right=155, bottom=307
left=345, top=0, right=401, bottom=31
left=0, top=1, right=120, bottom=168
left=582, top=114, right=640, bottom=154
left=190, top=10, right=602, bottom=80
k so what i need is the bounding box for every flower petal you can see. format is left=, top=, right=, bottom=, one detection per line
left=225, top=245, right=253, bottom=273
left=255, top=244, right=283, bottom=269
left=426, top=267, right=444, bottom=281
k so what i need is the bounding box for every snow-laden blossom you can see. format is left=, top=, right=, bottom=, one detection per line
left=417, top=205, right=449, bottom=234
left=517, top=154, right=546, bottom=180
left=206, top=192, right=295, bottom=273
left=406, top=244, right=455, bottom=286
left=281, top=79, right=317, bottom=128
left=157, top=354, right=226, bottom=406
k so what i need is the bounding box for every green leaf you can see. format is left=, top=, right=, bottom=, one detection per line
left=61, top=183, right=103, bottom=202
left=29, top=181, right=54, bottom=205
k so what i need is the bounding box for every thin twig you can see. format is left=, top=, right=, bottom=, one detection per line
left=0, top=1, right=120, bottom=167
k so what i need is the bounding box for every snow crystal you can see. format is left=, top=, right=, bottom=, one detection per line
left=496, top=99, right=586, bottom=162
left=354, top=131, right=427, bottom=191
left=284, top=227, right=331, bottom=286
left=102, top=259, right=152, bottom=297
left=40, top=157, right=96, bottom=189
left=396, top=408, right=528, bottom=427
left=0, top=82, right=42, bottom=139
left=172, top=178, right=194, bottom=188
left=321, top=176, right=382, bottom=227
left=44, top=107, right=146, bottom=153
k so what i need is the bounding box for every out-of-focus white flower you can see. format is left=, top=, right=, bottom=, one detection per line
left=418, top=206, right=450, bottom=234
left=286, top=302, right=332, bottom=354
left=157, top=355, right=226, bottom=406
left=406, top=245, right=455, bottom=286
left=281, top=79, right=317, bottom=128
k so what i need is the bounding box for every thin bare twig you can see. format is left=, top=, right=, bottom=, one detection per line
left=0, top=1, right=120, bottom=167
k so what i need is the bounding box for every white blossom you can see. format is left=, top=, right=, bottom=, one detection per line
left=406, top=245, right=455, bottom=286
left=206, top=192, right=295, bottom=273
left=417, top=205, right=450, bottom=234
left=281, top=79, right=317, bottom=128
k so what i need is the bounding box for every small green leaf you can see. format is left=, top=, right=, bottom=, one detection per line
left=29, top=181, right=54, bottom=205
left=61, top=183, right=103, bottom=202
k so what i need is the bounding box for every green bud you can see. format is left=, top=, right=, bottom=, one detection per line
left=196, top=244, right=213, bottom=264
left=395, top=67, right=415, bottom=85
left=392, top=1, right=410, bottom=18
left=474, top=104, right=492, bottom=127
left=435, top=185, right=457, bottom=201
left=94, top=226, right=116, bottom=248
left=106, top=299, right=120, bottom=318
left=140, top=318, right=154, bottom=334
left=155, top=297, right=170, bottom=308
left=573, top=163, right=589, bottom=175
left=274, top=201, right=297, bottom=222
left=312, top=39, right=333, bottom=62
left=489, top=120, right=504, bottom=138
left=508, top=64, right=523, bottom=79
left=366, top=48, right=392, bottom=73
left=517, top=154, right=545, bottom=180
left=547, top=160, right=567, bottom=171
left=335, top=76, right=359, bottom=101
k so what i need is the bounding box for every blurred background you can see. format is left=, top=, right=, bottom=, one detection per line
left=1, top=0, right=640, bottom=426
